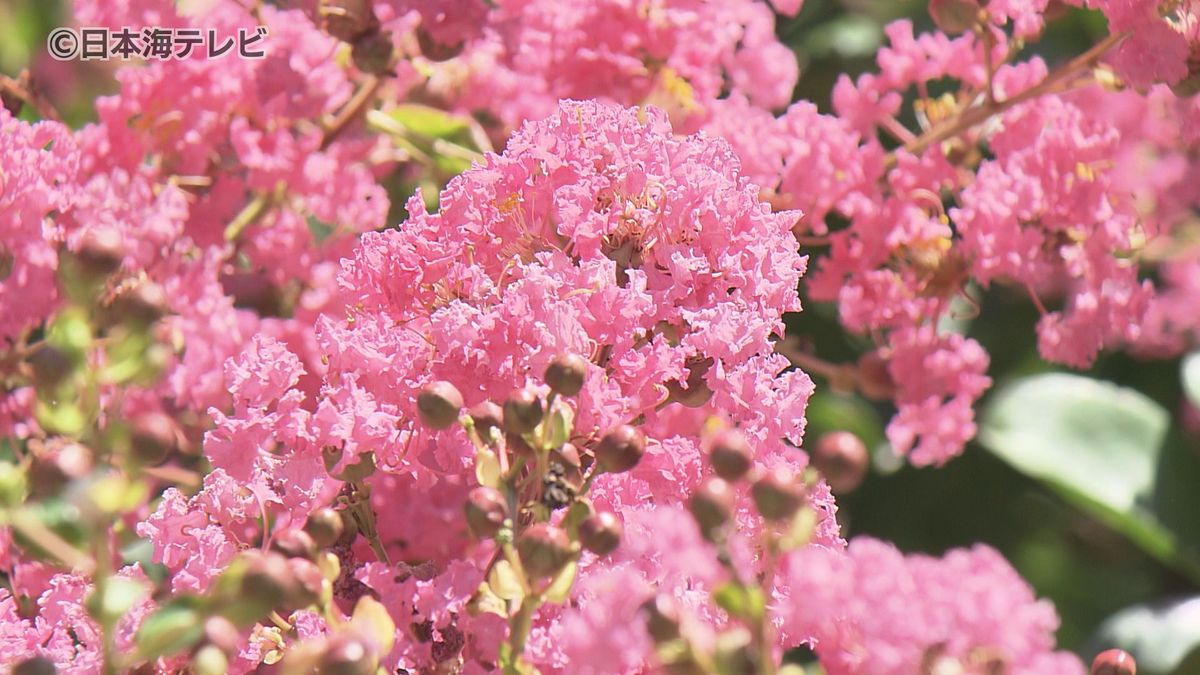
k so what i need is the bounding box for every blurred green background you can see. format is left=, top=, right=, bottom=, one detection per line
left=4, top=0, right=1199, bottom=670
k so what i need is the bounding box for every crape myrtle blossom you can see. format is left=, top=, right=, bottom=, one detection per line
left=0, top=0, right=1195, bottom=672
left=705, top=1, right=1200, bottom=464
left=190, top=99, right=833, bottom=671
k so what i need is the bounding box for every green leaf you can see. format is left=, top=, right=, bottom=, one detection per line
left=1182, top=352, right=1200, bottom=410
left=980, top=373, right=1166, bottom=511
left=87, top=577, right=148, bottom=626
left=47, top=308, right=93, bottom=361
left=543, top=560, right=577, bottom=605
left=135, top=597, right=206, bottom=660
left=488, top=559, right=525, bottom=602
left=475, top=448, right=501, bottom=488
left=979, top=373, right=1200, bottom=580
left=712, top=582, right=764, bottom=622
left=387, top=104, right=471, bottom=140
left=1092, top=596, right=1200, bottom=675
left=543, top=402, right=574, bottom=450
left=778, top=506, right=818, bottom=551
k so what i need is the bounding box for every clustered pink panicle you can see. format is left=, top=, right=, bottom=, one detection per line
left=0, top=0, right=1197, bottom=672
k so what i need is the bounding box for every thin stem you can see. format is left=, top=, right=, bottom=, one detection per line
left=0, top=72, right=61, bottom=121
left=320, top=75, right=382, bottom=151
left=894, top=31, right=1128, bottom=163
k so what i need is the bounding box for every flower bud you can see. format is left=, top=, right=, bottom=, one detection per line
left=689, top=477, right=735, bottom=541
left=129, top=411, right=179, bottom=466
left=239, top=551, right=294, bottom=613
left=464, top=486, right=508, bottom=539
left=304, top=507, right=346, bottom=549
left=11, top=657, right=56, bottom=675
left=76, top=228, right=124, bottom=280
left=318, top=633, right=378, bottom=675
left=578, top=511, right=622, bottom=556
left=284, top=558, right=324, bottom=610
left=0, top=243, right=13, bottom=282
left=751, top=468, right=806, bottom=521
left=221, top=270, right=284, bottom=317
left=641, top=594, right=681, bottom=643
left=203, top=615, right=242, bottom=656
left=272, top=528, right=317, bottom=559
left=503, top=389, right=544, bottom=435
left=351, top=31, right=395, bottom=76
left=856, top=349, right=896, bottom=401
left=29, top=442, right=93, bottom=496
left=111, top=281, right=169, bottom=326
left=929, top=0, right=980, bottom=35
left=665, top=357, right=714, bottom=408
left=468, top=401, right=504, bottom=435
left=595, top=424, right=645, bottom=474
left=416, top=27, right=466, bottom=61
left=811, top=431, right=869, bottom=494
left=318, top=0, right=380, bottom=42
left=192, top=644, right=228, bottom=675
left=28, top=345, right=74, bottom=389
left=708, top=430, right=753, bottom=482
left=545, top=353, right=587, bottom=396
left=516, top=523, right=573, bottom=579
left=416, top=380, right=463, bottom=429
left=1091, top=650, right=1136, bottom=675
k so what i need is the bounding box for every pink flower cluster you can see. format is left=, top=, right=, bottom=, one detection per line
left=775, top=537, right=1084, bottom=675
left=701, top=3, right=1200, bottom=464
left=2, top=0, right=1198, bottom=673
